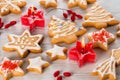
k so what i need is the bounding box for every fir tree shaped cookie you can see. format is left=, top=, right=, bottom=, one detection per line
left=3, top=30, right=43, bottom=58
left=48, top=16, right=86, bottom=44
left=82, top=4, right=119, bottom=29
left=92, top=48, right=120, bottom=80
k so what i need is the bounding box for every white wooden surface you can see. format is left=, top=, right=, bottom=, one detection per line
left=0, top=0, right=120, bottom=80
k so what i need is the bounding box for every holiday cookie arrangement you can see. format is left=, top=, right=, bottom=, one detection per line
left=0, top=0, right=120, bottom=80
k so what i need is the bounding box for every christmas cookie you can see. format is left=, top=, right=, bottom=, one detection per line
left=40, top=0, right=57, bottom=8
left=117, top=26, right=120, bottom=36
left=0, top=57, right=24, bottom=80
left=3, top=30, right=43, bottom=58
left=0, top=0, right=26, bottom=16
left=67, top=0, right=96, bottom=9
left=88, top=28, right=115, bottom=51
left=27, top=57, right=49, bottom=74
left=82, top=4, right=119, bottom=29
left=92, top=48, right=120, bottom=80
left=48, top=16, right=86, bottom=44
left=46, top=45, right=67, bottom=61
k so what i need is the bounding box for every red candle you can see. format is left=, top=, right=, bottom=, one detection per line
left=68, top=39, right=96, bottom=67
left=21, top=6, right=45, bottom=32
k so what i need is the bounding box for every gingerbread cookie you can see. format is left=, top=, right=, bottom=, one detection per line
left=40, top=0, right=57, bottom=8
left=3, top=30, right=43, bottom=58
left=0, top=57, right=24, bottom=80
left=0, top=0, right=26, bottom=16
left=48, top=16, right=86, bottom=44
left=92, top=48, right=120, bottom=80
left=46, top=45, right=67, bottom=61
left=82, top=4, right=119, bottom=29
left=27, top=57, right=49, bottom=74
left=116, top=26, right=120, bottom=36
left=88, top=28, right=115, bottom=51
left=67, top=0, right=96, bottom=9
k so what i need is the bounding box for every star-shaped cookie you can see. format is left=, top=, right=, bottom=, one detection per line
left=46, top=45, right=67, bottom=61
left=117, top=26, right=120, bottom=36
left=88, top=28, right=115, bottom=51
left=92, top=48, right=120, bottom=80
left=27, top=57, right=49, bottom=74
left=40, top=0, right=57, bottom=8
left=0, top=0, right=26, bottom=16
left=67, top=0, right=96, bottom=9
left=3, top=30, right=43, bottom=58
left=82, top=4, right=119, bottom=29
left=0, top=57, right=24, bottom=80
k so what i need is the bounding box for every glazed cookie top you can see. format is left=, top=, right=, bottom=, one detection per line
left=0, top=0, right=26, bottom=15
left=48, top=16, right=79, bottom=38
left=4, top=30, right=43, bottom=55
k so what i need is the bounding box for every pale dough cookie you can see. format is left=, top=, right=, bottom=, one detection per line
left=0, top=57, right=24, bottom=80
left=46, top=45, right=68, bottom=61
left=48, top=16, right=86, bottom=44
left=40, top=0, right=57, bottom=8
left=67, top=0, right=96, bottom=9
left=82, top=4, right=119, bottom=29
left=92, top=48, right=120, bottom=80
left=3, top=30, right=43, bottom=58
left=116, top=26, right=120, bottom=36
left=88, top=28, right=115, bottom=51
left=0, top=0, right=26, bottom=16
left=27, top=57, right=49, bottom=74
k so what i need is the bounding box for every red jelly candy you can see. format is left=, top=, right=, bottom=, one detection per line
left=63, top=13, right=68, bottom=18
left=71, top=15, right=76, bottom=22
left=67, top=10, right=73, bottom=14
left=53, top=70, right=60, bottom=77
left=76, top=14, right=83, bottom=19
left=0, top=22, right=4, bottom=28
left=57, top=76, right=62, bottom=80
left=9, top=21, right=16, bottom=25
left=63, top=72, right=71, bottom=77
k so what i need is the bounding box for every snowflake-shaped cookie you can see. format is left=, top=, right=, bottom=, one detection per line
left=0, top=0, right=26, bottom=16
left=40, top=0, right=57, bottom=8
left=88, top=28, right=115, bottom=51
left=3, top=30, right=43, bottom=58
left=27, top=57, right=49, bottom=74
left=0, top=57, right=24, bottom=80
left=67, top=0, right=96, bottom=9
left=46, top=45, right=67, bottom=61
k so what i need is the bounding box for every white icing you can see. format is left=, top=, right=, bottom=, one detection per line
left=68, top=0, right=75, bottom=4
left=93, top=57, right=116, bottom=79
left=4, top=30, right=43, bottom=57
left=85, top=4, right=115, bottom=22
left=27, top=57, right=49, bottom=72
left=40, top=0, right=56, bottom=5
left=78, top=0, right=87, bottom=5
left=0, top=57, right=24, bottom=77
left=46, top=45, right=66, bottom=58
left=49, top=16, right=78, bottom=38
left=88, top=28, right=115, bottom=47
left=0, top=0, right=26, bottom=13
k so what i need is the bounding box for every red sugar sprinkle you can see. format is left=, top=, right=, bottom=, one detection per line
left=9, top=21, right=17, bottom=25
left=53, top=70, right=60, bottom=77
left=63, top=13, right=68, bottom=19
left=71, top=15, right=76, bottom=22
left=2, top=60, right=18, bottom=72
left=0, top=22, right=4, bottom=28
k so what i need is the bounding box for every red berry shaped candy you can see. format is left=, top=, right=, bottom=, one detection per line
left=53, top=70, right=60, bottom=77
left=76, top=14, right=83, bottom=19
left=67, top=10, right=73, bottom=14
left=71, top=15, right=76, bottom=22
left=57, top=76, right=62, bottom=80
left=63, top=13, right=68, bottom=19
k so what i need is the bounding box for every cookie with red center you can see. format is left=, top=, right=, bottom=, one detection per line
left=0, top=57, right=24, bottom=80
left=88, top=28, right=115, bottom=51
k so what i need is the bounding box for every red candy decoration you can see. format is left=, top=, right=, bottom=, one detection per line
left=63, top=13, right=68, bottom=18
left=53, top=70, right=60, bottom=77
left=67, top=10, right=73, bottom=14
left=21, top=6, right=45, bottom=32
left=69, top=40, right=96, bottom=67
left=63, top=72, right=71, bottom=77
left=57, top=76, right=62, bottom=80
left=71, top=15, right=76, bottom=22
left=5, top=21, right=17, bottom=29
left=76, top=14, right=83, bottom=19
